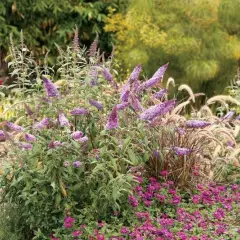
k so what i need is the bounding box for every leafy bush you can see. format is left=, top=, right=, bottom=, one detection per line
left=1, top=35, right=240, bottom=239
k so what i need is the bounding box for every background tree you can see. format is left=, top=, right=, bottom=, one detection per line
left=0, top=0, right=119, bottom=77
left=105, top=0, right=240, bottom=95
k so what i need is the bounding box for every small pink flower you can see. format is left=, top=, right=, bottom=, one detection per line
left=160, top=170, right=169, bottom=177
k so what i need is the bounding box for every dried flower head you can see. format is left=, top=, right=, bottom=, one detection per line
left=42, top=76, right=59, bottom=98
left=105, top=106, right=119, bottom=130
left=24, top=103, right=34, bottom=117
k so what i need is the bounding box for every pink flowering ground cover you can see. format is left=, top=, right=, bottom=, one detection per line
left=50, top=175, right=240, bottom=240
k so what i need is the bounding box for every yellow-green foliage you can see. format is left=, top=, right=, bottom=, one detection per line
left=105, top=0, right=240, bottom=94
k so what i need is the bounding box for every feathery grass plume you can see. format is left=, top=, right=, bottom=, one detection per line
left=127, top=64, right=142, bottom=84
left=178, top=84, right=195, bottom=103
left=58, top=112, right=70, bottom=127
left=172, top=100, right=190, bottom=115
left=89, top=33, right=99, bottom=57
left=70, top=108, right=89, bottom=115
left=42, top=76, right=59, bottom=98
left=234, top=125, right=240, bottom=137
left=7, top=122, right=24, bottom=132
left=140, top=100, right=175, bottom=121
left=166, top=77, right=175, bottom=89
left=214, top=128, right=236, bottom=144
left=24, top=133, right=36, bottom=142
left=89, top=99, right=103, bottom=110
left=73, top=25, right=79, bottom=53
left=105, top=106, right=119, bottom=130
left=207, top=95, right=240, bottom=106
left=199, top=105, right=213, bottom=117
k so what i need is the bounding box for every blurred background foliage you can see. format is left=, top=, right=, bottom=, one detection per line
left=1, top=0, right=240, bottom=95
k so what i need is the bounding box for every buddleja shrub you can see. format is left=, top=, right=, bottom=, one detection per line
left=0, top=38, right=239, bottom=238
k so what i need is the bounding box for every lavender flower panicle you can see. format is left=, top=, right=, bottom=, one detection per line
left=152, top=63, right=169, bottom=79
left=58, top=112, right=70, bottom=127
left=116, top=102, right=129, bottom=111
left=140, top=100, right=175, bottom=121
left=73, top=161, right=82, bottom=168
left=130, top=95, right=143, bottom=112
left=33, top=118, right=49, bottom=129
left=222, top=111, right=235, bottom=121
left=132, top=80, right=141, bottom=93
left=71, top=131, right=84, bottom=140
left=19, top=142, right=33, bottom=150
left=70, top=108, right=89, bottom=115
left=102, top=67, right=118, bottom=89
left=105, top=106, right=119, bottom=130
left=25, top=133, right=36, bottom=142
left=24, top=103, right=34, bottom=117
left=173, top=146, right=193, bottom=156
left=139, top=77, right=162, bottom=91
left=127, top=64, right=142, bottom=84
left=7, top=122, right=24, bottom=132
left=42, top=76, right=59, bottom=98
left=78, top=136, right=88, bottom=143
left=186, top=120, right=211, bottom=128
left=120, top=84, right=130, bottom=102
left=89, top=99, right=103, bottom=110
left=153, top=89, right=168, bottom=99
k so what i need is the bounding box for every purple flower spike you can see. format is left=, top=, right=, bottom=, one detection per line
left=116, top=102, right=129, bottom=111
left=7, top=122, right=24, bottom=132
left=127, top=64, right=142, bottom=84
left=89, top=99, right=103, bottom=110
left=139, top=77, right=162, bottom=91
left=173, top=146, right=193, bottom=156
left=25, top=133, right=36, bottom=142
left=19, top=142, right=33, bottom=150
left=33, top=118, right=49, bottom=129
left=48, top=140, right=64, bottom=149
left=70, top=107, right=89, bottom=116
left=186, top=120, right=211, bottom=128
left=71, top=131, right=84, bottom=140
left=58, top=112, right=70, bottom=127
left=78, top=136, right=88, bottom=143
left=140, top=100, right=175, bottom=121
left=152, top=63, right=169, bottom=79
left=130, top=95, right=143, bottom=112
left=42, top=76, right=59, bottom=98
left=0, top=130, right=6, bottom=141
left=73, top=161, right=82, bottom=168
left=222, top=111, right=235, bottom=121
left=105, top=106, right=119, bottom=130
left=120, top=84, right=130, bottom=102
left=153, top=89, right=168, bottom=99
left=102, top=67, right=118, bottom=89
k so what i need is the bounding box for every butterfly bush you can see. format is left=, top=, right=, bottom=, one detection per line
left=1, top=43, right=239, bottom=240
